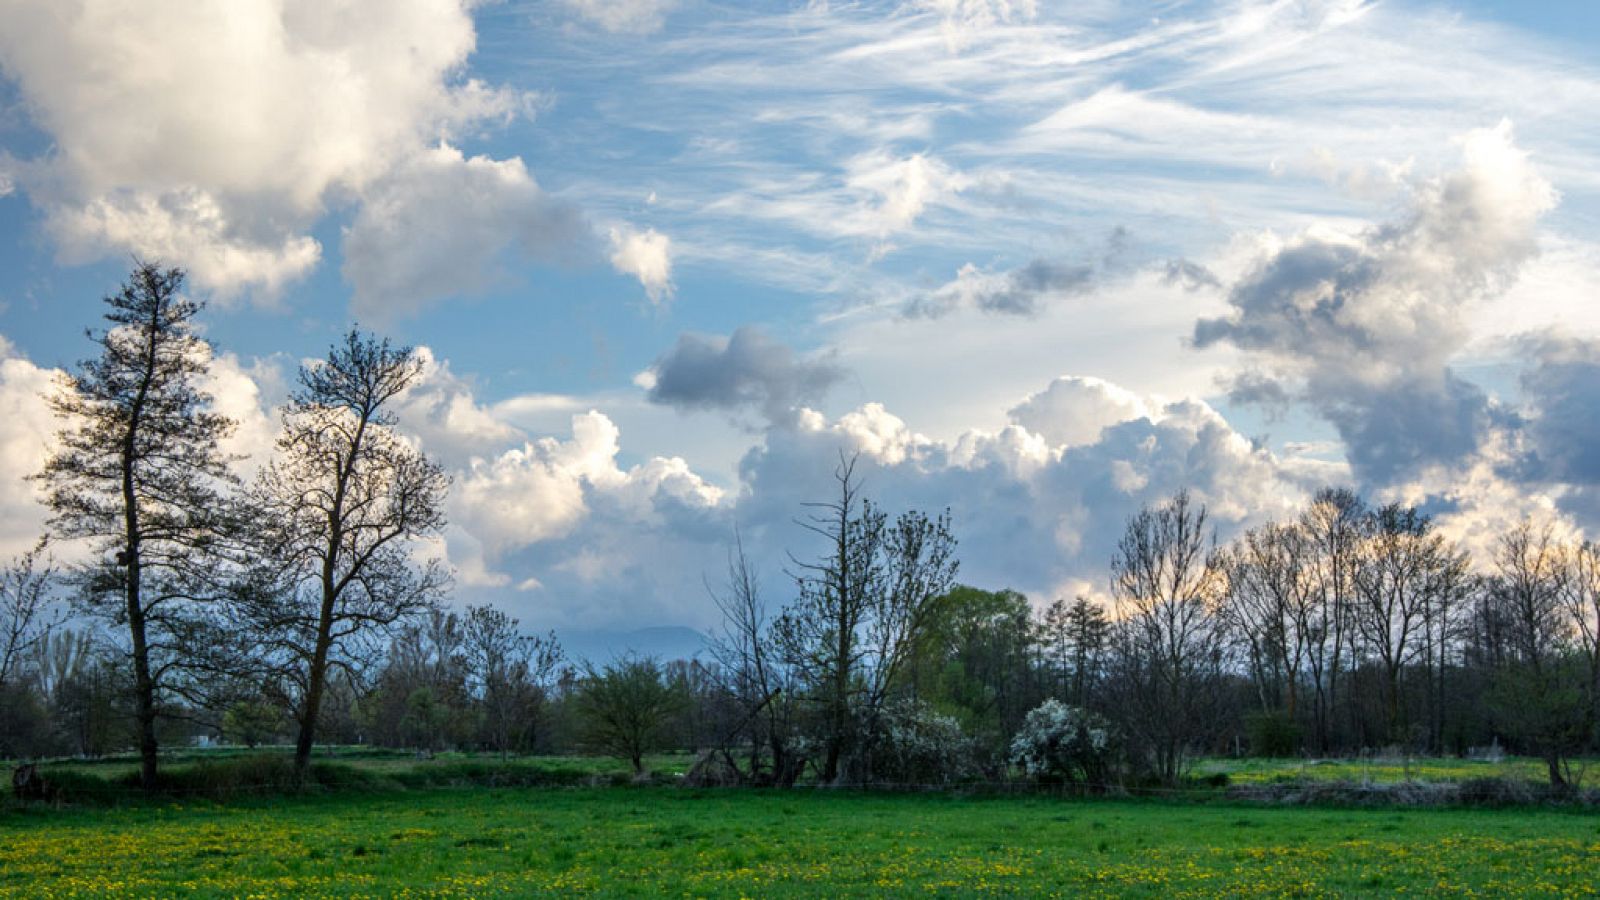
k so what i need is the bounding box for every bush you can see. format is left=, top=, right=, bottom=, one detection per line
left=1246, top=712, right=1302, bottom=758
left=871, top=700, right=975, bottom=786
left=1010, top=700, right=1113, bottom=788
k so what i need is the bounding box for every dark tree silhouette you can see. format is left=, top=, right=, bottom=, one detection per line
left=247, top=328, right=450, bottom=778
left=36, top=263, right=236, bottom=790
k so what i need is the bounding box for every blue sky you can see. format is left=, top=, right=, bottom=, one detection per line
left=1, top=0, right=1598, bottom=632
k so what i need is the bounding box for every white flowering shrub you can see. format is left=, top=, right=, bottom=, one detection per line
left=871, top=700, right=975, bottom=785
left=1010, top=699, right=1113, bottom=785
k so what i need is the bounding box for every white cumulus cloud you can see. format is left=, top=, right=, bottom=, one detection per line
left=609, top=226, right=675, bottom=303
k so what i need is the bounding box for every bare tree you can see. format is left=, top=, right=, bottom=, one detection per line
left=1107, top=489, right=1230, bottom=784
left=0, top=541, right=58, bottom=692
left=35, top=263, right=237, bottom=789
left=775, top=456, right=958, bottom=783
left=247, top=329, right=450, bottom=777
left=1563, top=540, right=1600, bottom=730
left=1298, top=488, right=1364, bottom=754
left=463, top=604, right=563, bottom=758
left=1485, top=521, right=1584, bottom=787
left=1224, top=521, right=1316, bottom=722
left=708, top=531, right=799, bottom=785
left=1349, top=504, right=1469, bottom=746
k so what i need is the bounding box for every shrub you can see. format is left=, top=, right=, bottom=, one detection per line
left=1245, top=712, right=1302, bottom=758
left=1010, top=700, right=1113, bottom=788
left=871, top=700, right=975, bottom=786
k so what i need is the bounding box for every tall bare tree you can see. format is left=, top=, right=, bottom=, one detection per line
left=1107, top=489, right=1230, bottom=784
left=1224, top=521, right=1316, bottom=721
left=709, top=531, right=800, bottom=784
left=36, top=263, right=237, bottom=789
left=248, top=329, right=450, bottom=777
left=1485, top=521, right=1584, bottom=787
left=1565, top=540, right=1600, bottom=729
left=775, top=456, right=958, bottom=783
left=1349, top=504, right=1469, bottom=746
left=1298, top=487, right=1364, bottom=753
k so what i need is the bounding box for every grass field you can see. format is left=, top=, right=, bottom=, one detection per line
left=4, top=786, right=1600, bottom=897
left=1196, top=755, right=1599, bottom=788
left=26, top=746, right=1596, bottom=791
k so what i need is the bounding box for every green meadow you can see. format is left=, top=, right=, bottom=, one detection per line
left=5, top=780, right=1600, bottom=898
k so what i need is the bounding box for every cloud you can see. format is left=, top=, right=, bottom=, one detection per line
left=449, top=410, right=726, bottom=607
left=1162, top=258, right=1223, bottom=292
left=342, top=144, right=589, bottom=320
left=846, top=150, right=966, bottom=248
left=394, top=346, right=524, bottom=467
left=0, top=0, right=527, bottom=298
left=608, top=226, right=674, bottom=303
left=906, top=258, right=1095, bottom=318
left=0, top=335, right=1338, bottom=628
left=0, top=343, right=59, bottom=556
left=734, top=389, right=1316, bottom=607
left=1007, top=376, right=1150, bottom=448
left=560, top=0, right=677, bottom=34
left=642, top=327, right=844, bottom=426
left=1194, top=121, right=1557, bottom=485
left=200, top=352, right=282, bottom=476
left=912, top=0, right=1039, bottom=53
left=904, top=228, right=1138, bottom=319
left=45, top=189, right=323, bottom=297
left=1519, top=335, right=1600, bottom=489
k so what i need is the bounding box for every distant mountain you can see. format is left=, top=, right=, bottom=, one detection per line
left=554, top=626, right=710, bottom=666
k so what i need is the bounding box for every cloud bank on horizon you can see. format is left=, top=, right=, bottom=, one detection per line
left=0, top=0, right=1598, bottom=630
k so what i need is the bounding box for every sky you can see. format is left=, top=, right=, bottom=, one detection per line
left=1, top=0, right=1598, bottom=634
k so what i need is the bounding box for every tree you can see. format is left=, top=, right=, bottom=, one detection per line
left=36, top=263, right=237, bottom=789
left=463, top=604, right=563, bottom=757
left=1298, top=487, right=1364, bottom=753
left=1106, top=489, right=1230, bottom=784
left=906, top=585, right=1037, bottom=760
left=1038, top=595, right=1108, bottom=709
left=0, top=540, right=57, bottom=692
left=1349, top=503, right=1469, bottom=746
left=1562, top=540, right=1600, bottom=732
left=708, top=531, right=799, bottom=785
left=1223, top=521, right=1315, bottom=727
left=247, top=329, right=450, bottom=777
left=222, top=699, right=284, bottom=748
left=574, top=656, right=682, bottom=776
left=1484, top=521, right=1585, bottom=788
left=775, top=456, right=958, bottom=783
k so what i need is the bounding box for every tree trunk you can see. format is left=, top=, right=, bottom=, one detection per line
left=1546, top=754, right=1568, bottom=791
left=293, top=590, right=337, bottom=779
left=125, top=558, right=160, bottom=792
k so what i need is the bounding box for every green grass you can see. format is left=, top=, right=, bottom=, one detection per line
left=1195, top=755, right=1598, bottom=788
left=3, top=787, right=1598, bottom=897
left=24, top=749, right=697, bottom=801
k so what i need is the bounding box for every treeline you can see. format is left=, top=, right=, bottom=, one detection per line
left=3, top=263, right=1599, bottom=794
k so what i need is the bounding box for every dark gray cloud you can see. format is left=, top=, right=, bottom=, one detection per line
left=1192, top=123, right=1554, bottom=487
left=1162, top=258, right=1223, bottom=292
left=1520, top=335, right=1600, bottom=486
left=902, top=227, right=1145, bottom=320
left=903, top=258, right=1094, bottom=319
left=644, top=326, right=844, bottom=425
left=1323, top=374, right=1516, bottom=485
